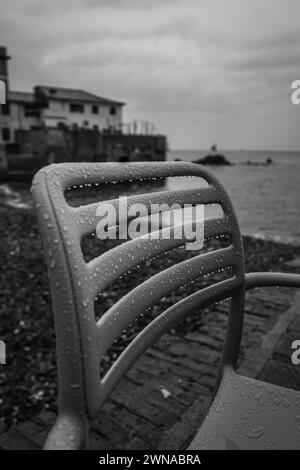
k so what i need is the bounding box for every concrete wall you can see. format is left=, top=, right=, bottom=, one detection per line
left=0, top=112, right=10, bottom=143
left=102, top=133, right=166, bottom=162
left=0, top=142, right=8, bottom=181
left=13, top=127, right=167, bottom=167
left=0, top=102, right=41, bottom=143
left=10, top=102, right=41, bottom=137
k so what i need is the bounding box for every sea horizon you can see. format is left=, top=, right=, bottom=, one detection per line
left=170, top=149, right=300, bottom=154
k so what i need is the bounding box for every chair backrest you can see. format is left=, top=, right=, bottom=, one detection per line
left=32, top=161, right=245, bottom=421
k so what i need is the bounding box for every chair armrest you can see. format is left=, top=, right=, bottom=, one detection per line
left=245, top=272, right=300, bottom=290
left=43, top=413, right=88, bottom=450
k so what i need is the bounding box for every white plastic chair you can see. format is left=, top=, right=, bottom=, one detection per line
left=31, top=162, right=300, bottom=449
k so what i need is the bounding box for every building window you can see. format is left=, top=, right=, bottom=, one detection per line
left=70, top=103, right=84, bottom=113
left=24, top=104, right=40, bottom=118
left=92, top=105, right=99, bottom=114
left=1, top=103, right=10, bottom=115
left=110, top=106, right=116, bottom=116
left=0, top=61, right=6, bottom=75
left=2, top=127, right=10, bottom=141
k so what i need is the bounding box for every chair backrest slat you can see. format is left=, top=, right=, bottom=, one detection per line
left=100, top=277, right=240, bottom=405
left=87, top=216, right=230, bottom=295
left=96, top=246, right=235, bottom=353
left=71, top=186, right=219, bottom=237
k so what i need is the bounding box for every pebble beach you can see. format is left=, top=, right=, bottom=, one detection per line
left=1, top=187, right=300, bottom=427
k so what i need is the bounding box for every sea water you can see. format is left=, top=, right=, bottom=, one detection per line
left=168, top=150, right=300, bottom=244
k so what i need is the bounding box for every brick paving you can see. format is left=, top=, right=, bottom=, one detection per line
left=0, top=283, right=300, bottom=450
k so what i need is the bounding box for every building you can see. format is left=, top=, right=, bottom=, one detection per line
left=0, top=46, right=166, bottom=176
left=0, top=46, right=124, bottom=144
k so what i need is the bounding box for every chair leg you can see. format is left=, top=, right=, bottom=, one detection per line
left=212, top=289, right=245, bottom=398
left=222, top=289, right=245, bottom=369
left=44, top=413, right=90, bottom=450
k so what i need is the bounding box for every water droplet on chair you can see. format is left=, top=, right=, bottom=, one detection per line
left=247, top=427, right=266, bottom=439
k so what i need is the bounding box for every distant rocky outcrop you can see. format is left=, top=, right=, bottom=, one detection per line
left=193, top=153, right=232, bottom=166
left=175, top=153, right=273, bottom=167
left=241, top=158, right=273, bottom=167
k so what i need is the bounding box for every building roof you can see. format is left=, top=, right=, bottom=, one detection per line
left=35, top=86, right=125, bottom=106
left=8, top=91, right=35, bottom=103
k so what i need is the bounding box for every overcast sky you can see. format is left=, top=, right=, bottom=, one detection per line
left=0, top=0, right=299, bottom=150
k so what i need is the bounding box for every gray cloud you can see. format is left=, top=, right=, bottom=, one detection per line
left=0, top=0, right=299, bottom=149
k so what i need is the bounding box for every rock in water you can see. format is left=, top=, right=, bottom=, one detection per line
left=193, top=153, right=232, bottom=166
